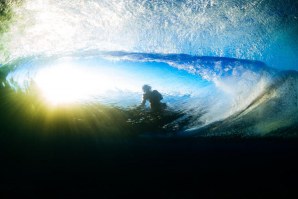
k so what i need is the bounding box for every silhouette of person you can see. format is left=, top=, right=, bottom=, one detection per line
left=141, top=85, right=166, bottom=111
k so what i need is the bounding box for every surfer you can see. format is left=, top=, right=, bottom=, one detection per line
left=141, top=85, right=166, bottom=112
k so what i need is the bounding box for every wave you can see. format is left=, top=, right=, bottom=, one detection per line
left=189, top=70, right=298, bottom=136
left=3, top=51, right=297, bottom=136
left=100, top=52, right=278, bottom=125
left=0, top=1, right=297, bottom=137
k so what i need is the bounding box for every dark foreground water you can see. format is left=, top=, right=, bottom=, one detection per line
left=1, top=134, right=298, bottom=198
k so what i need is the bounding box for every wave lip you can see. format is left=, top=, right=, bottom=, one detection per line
left=1, top=0, right=297, bottom=70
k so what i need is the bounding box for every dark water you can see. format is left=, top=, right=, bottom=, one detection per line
left=1, top=134, right=298, bottom=198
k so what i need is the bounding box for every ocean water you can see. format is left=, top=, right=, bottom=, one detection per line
left=1, top=51, right=297, bottom=137
left=0, top=1, right=298, bottom=197
left=0, top=0, right=297, bottom=137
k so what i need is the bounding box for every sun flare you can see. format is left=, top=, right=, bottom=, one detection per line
left=34, top=64, right=121, bottom=105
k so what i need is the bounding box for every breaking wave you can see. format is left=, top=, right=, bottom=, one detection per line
left=3, top=51, right=298, bottom=136
left=0, top=0, right=297, bottom=137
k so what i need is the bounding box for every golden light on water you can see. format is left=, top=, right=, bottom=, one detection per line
left=34, top=64, right=134, bottom=105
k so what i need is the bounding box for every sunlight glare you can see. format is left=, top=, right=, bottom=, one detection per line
left=35, top=64, right=124, bottom=105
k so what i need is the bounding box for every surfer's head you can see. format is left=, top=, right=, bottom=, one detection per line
left=142, top=84, right=151, bottom=93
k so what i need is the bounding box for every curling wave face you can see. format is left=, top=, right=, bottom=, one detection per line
left=1, top=0, right=297, bottom=70
left=3, top=51, right=298, bottom=136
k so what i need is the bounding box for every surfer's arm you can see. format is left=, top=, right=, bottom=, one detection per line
left=141, top=94, right=147, bottom=106
left=141, top=99, right=146, bottom=106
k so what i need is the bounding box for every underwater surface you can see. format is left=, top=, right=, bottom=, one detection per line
left=0, top=0, right=298, bottom=197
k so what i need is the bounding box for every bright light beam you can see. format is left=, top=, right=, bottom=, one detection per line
left=34, top=63, right=134, bottom=105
